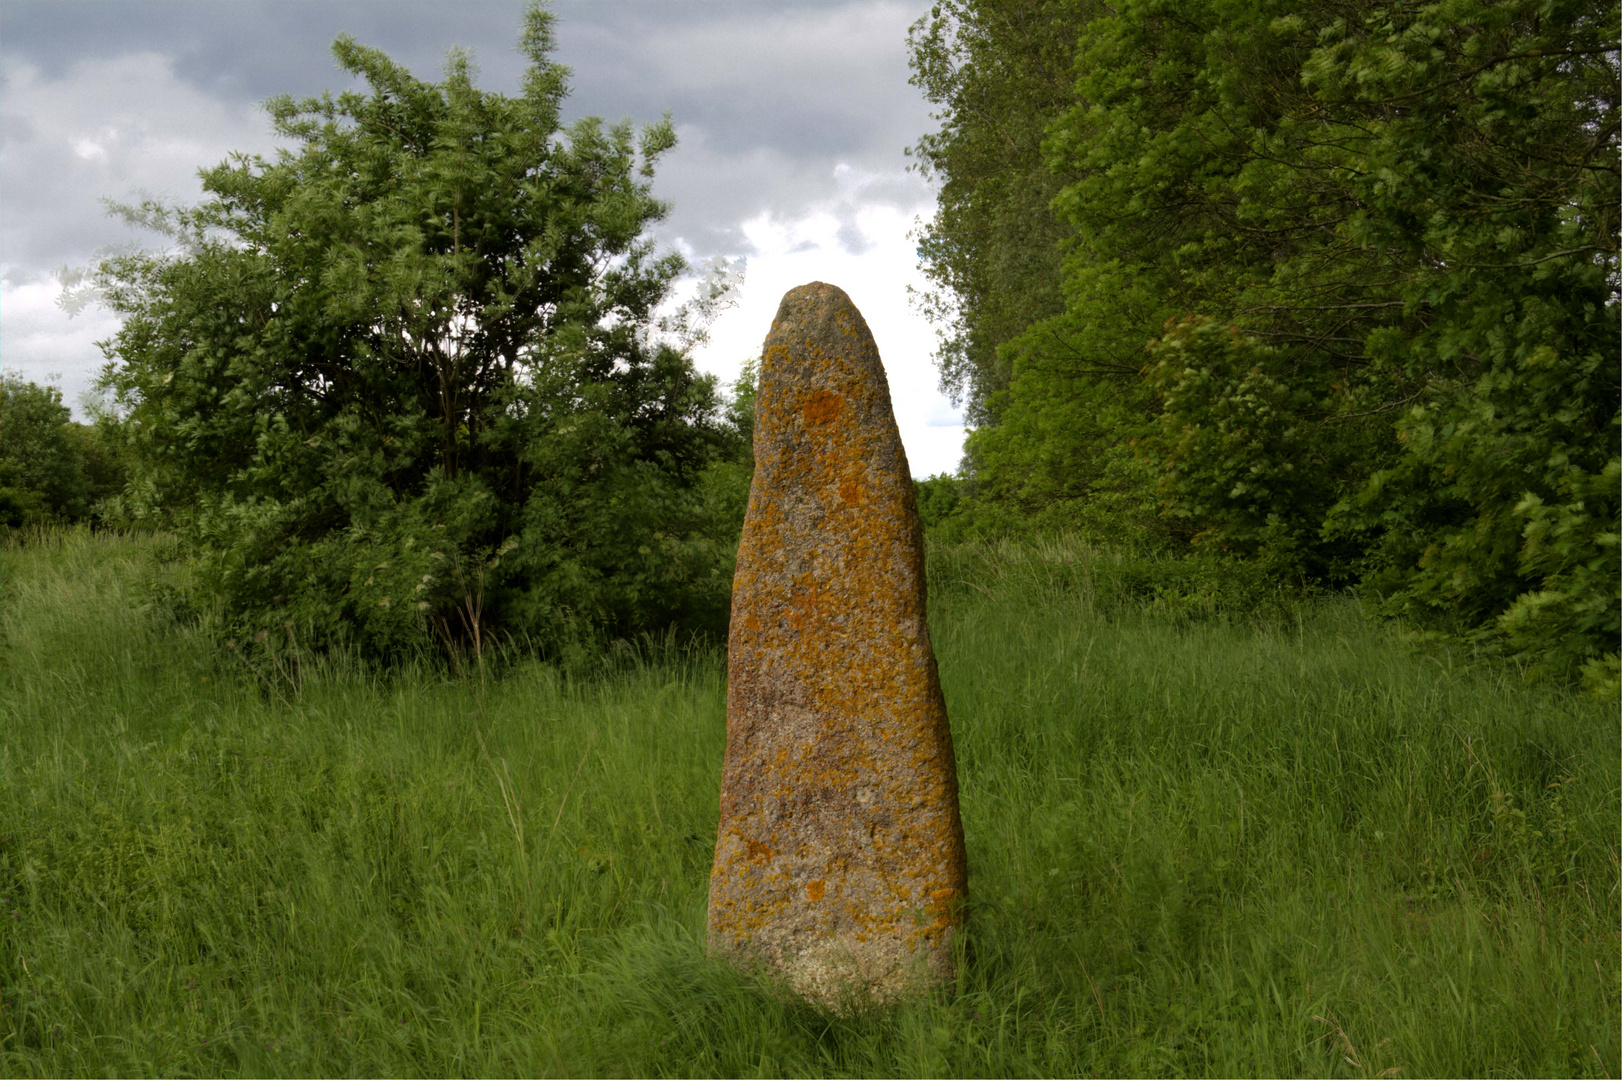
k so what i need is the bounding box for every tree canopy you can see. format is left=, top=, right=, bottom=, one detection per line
left=906, top=0, right=1099, bottom=428
left=87, top=2, right=746, bottom=662
left=910, top=0, right=1619, bottom=687
left=0, top=375, right=126, bottom=531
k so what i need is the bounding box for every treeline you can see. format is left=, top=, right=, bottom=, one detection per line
left=12, top=1, right=1616, bottom=688
left=908, top=0, right=1619, bottom=688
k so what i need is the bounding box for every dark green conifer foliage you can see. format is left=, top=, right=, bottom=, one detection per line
left=92, top=3, right=740, bottom=661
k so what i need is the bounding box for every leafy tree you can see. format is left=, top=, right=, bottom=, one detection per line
left=914, top=473, right=964, bottom=533
left=907, top=0, right=1175, bottom=541
left=906, top=0, right=1100, bottom=428
left=694, top=356, right=758, bottom=543
left=1139, top=319, right=1354, bottom=576
left=86, top=3, right=740, bottom=662
left=1288, top=0, right=1621, bottom=688
left=916, top=0, right=1618, bottom=684
left=976, top=0, right=1414, bottom=548
left=60, top=418, right=129, bottom=516
left=0, top=375, right=124, bottom=530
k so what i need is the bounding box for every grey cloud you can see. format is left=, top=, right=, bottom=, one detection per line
left=836, top=221, right=875, bottom=256
left=547, top=2, right=938, bottom=262
left=1, top=112, right=36, bottom=144
left=2, top=1, right=933, bottom=144
left=1, top=1, right=937, bottom=295
left=1, top=1, right=513, bottom=104
left=2, top=50, right=288, bottom=283
left=557, top=2, right=933, bottom=156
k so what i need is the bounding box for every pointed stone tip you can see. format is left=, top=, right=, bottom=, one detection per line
left=774, top=281, right=855, bottom=319
left=788, top=280, right=840, bottom=295
left=762, top=283, right=885, bottom=395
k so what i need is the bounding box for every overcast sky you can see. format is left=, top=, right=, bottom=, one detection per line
left=0, top=0, right=967, bottom=475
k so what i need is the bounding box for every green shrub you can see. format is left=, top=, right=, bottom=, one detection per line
left=86, top=4, right=745, bottom=662
left=0, top=375, right=127, bottom=532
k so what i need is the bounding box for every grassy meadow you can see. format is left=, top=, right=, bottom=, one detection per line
left=1, top=529, right=1616, bottom=1077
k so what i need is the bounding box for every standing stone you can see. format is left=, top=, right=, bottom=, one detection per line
left=707, top=282, right=968, bottom=1009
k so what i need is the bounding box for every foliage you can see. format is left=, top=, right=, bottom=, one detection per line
left=1497, top=459, right=1622, bottom=696
left=1140, top=318, right=1375, bottom=580
left=906, top=0, right=1100, bottom=426
left=0, top=374, right=127, bottom=530
left=61, top=418, right=131, bottom=519
left=917, top=0, right=1619, bottom=684
left=86, top=4, right=740, bottom=662
left=0, top=375, right=81, bottom=528
left=1286, top=0, right=1621, bottom=686
left=690, top=358, right=759, bottom=558
left=914, top=472, right=963, bottom=533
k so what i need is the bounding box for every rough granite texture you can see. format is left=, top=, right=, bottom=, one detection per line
left=706, top=282, right=968, bottom=1010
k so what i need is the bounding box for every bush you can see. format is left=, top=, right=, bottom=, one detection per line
left=86, top=4, right=745, bottom=662
left=0, top=375, right=127, bottom=532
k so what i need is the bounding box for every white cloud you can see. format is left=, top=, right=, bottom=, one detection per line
left=0, top=272, right=121, bottom=411
left=71, top=135, right=111, bottom=163
left=684, top=166, right=964, bottom=479
left=2, top=53, right=290, bottom=263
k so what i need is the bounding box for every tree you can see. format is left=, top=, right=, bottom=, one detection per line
left=0, top=375, right=125, bottom=531
left=1053, top=0, right=1620, bottom=679
left=0, top=375, right=84, bottom=528
left=906, top=0, right=1101, bottom=429
left=86, top=3, right=740, bottom=661
left=1288, top=0, right=1620, bottom=686
left=914, top=0, right=1618, bottom=684
left=907, top=0, right=1177, bottom=542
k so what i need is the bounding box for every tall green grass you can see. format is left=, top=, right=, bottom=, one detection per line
left=2, top=530, right=1616, bottom=1077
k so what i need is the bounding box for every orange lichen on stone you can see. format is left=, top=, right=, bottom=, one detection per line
left=706, top=281, right=969, bottom=1011
left=801, top=389, right=844, bottom=425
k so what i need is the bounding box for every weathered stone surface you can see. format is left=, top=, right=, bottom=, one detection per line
left=707, top=282, right=968, bottom=1009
